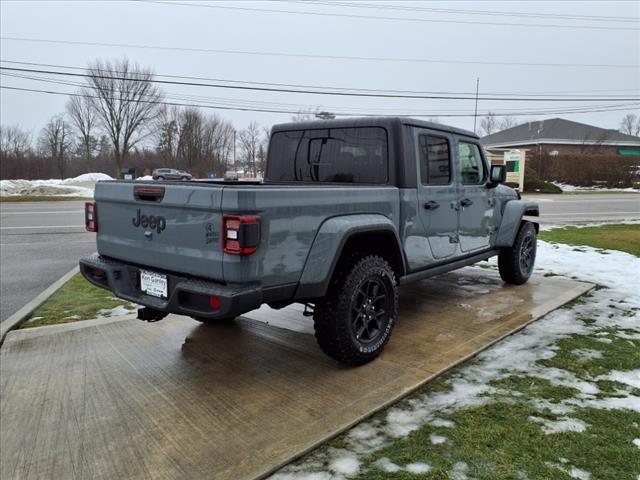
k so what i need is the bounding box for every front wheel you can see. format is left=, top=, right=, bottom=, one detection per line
left=313, top=254, right=398, bottom=366
left=498, top=221, right=537, bottom=285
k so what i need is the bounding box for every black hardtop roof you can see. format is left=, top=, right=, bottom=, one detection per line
left=271, top=116, right=479, bottom=139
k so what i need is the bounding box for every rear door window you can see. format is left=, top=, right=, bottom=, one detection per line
left=266, top=127, right=388, bottom=183
left=419, top=135, right=451, bottom=185
left=458, top=142, right=486, bottom=184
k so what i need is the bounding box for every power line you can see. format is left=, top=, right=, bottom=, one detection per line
left=2, top=59, right=637, bottom=98
left=3, top=36, right=638, bottom=70
left=138, top=0, right=640, bottom=31
left=5, top=70, right=633, bottom=116
left=2, top=84, right=638, bottom=118
left=288, top=1, right=639, bottom=24
left=3, top=65, right=639, bottom=103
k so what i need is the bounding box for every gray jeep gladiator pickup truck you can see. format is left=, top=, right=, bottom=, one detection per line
left=80, top=117, right=538, bottom=365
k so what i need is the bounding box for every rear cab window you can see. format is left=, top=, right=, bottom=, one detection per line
left=266, top=127, right=388, bottom=183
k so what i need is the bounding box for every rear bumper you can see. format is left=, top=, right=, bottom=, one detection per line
left=79, top=254, right=262, bottom=319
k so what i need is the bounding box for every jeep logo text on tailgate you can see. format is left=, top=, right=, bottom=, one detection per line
left=132, top=209, right=166, bottom=233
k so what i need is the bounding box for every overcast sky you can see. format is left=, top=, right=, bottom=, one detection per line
left=1, top=0, right=638, bottom=137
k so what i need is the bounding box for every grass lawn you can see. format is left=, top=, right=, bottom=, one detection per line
left=0, top=195, right=91, bottom=202
left=539, top=224, right=640, bottom=257
left=21, top=273, right=135, bottom=329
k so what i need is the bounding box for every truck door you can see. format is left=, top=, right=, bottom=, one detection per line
left=416, top=131, right=458, bottom=260
left=456, top=140, right=493, bottom=252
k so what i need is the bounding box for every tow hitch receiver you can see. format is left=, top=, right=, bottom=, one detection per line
left=137, top=307, right=168, bottom=322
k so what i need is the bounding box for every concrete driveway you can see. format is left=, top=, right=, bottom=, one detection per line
left=0, top=269, right=591, bottom=480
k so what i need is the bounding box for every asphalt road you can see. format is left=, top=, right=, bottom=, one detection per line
left=0, top=201, right=95, bottom=322
left=522, top=192, right=640, bottom=225
left=0, top=193, right=638, bottom=322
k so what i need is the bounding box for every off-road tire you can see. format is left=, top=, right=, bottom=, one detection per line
left=313, top=254, right=398, bottom=366
left=498, top=221, right=537, bottom=285
left=191, top=316, right=236, bottom=325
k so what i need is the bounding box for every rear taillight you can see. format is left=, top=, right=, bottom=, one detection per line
left=222, top=215, right=260, bottom=255
left=85, top=202, right=97, bottom=232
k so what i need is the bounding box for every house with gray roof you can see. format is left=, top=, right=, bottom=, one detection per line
left=481, top=118, right=640, bottom=157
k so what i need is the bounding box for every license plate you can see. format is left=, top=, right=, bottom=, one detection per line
left=140, top=270, right=168, bottom=298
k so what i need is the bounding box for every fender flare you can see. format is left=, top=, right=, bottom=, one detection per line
left=495, top=200, right=539, bottom=248
left=295, top=214, right=405, bottom=299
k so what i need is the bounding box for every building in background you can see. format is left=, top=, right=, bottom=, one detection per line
left=481, top=118, right=640, bottom=189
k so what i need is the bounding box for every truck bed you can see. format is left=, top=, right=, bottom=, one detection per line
left=94, top=180, right=400, bottom=287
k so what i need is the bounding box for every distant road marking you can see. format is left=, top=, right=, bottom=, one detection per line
left=0, top=225, right=84, bottom=230
left=0, top=210, right=83, bottom=215
left=0, top=239, right=94, bottom=246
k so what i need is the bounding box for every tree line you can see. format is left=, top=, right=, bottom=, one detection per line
left=2, top=58, right=638, bottom=180
left=0, top=59, right=270, bottom=180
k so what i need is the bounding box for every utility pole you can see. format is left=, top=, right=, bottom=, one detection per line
left=473, top=77, right=480, bottom=134
left=233, top=129, right=236, bottom=168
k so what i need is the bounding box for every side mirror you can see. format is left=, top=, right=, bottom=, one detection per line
left=488, top=165, right=506, bottom=187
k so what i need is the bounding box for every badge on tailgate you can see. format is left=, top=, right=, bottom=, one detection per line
left=140, top=270, right=168, bottom=298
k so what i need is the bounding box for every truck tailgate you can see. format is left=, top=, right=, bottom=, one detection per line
left=94, top=181, right=224, bottom=281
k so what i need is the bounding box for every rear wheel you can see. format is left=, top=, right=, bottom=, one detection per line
left=157, top=176, right=165, bottom=181
left=313, top=254, right=398, bottom=366
left=498, top=221, right=537, bottom=285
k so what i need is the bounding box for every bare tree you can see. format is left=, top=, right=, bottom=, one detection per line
left=84, top=59, right=163, bottom=177
left=155, top=106, right=179, bottom=167
left=238, top=122, right=261, bottom=177
left=0, top=125, right=32, bottom=158
left=66, top=94, right=97, bottom=173
left=499, top=115, right=517, bottom=131
left=620, top=113, right=640, bottom=136
left=479, top=113, right=498, bottom=136
left=291, top=108, right=319, bottom=122
left=39, top=115, right=72, bottom=179
left=177, top=107, right=204, bottom=171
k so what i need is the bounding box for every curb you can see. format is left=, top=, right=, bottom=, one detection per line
left=0, top=265, right=79, bottom=346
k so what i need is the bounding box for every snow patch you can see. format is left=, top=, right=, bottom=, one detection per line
left=449, top=461, right=470, bottom=480
left=528, top=416, right=587, bottom=434
left=328, top=451, right=359, bottom=476
left=406, top=462, right=431, bottom=474
left=429, top=434, right=447, bottom=444
left=551, top=181, right=639, bottom=193
left=0, top=172, right=112, bottom=197
left=547, top=462, right=591, bottom=480
left=596, top=370, right=640, bottom=389
left=97, top=305, right=136, bottom=318
left=571, top=349, right=603, bottom=362
left=633, top=439, right=640, bottom=449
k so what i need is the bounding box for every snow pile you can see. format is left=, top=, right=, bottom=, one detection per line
left=270, top=241, right=640, bottom=479
left=136, top=175, right=154, bottom=181
left=551, top=181, right=639, bottom=193
left=0, top=172, right=112, bottom=197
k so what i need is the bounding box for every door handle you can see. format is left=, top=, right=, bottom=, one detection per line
left=460, top=198, right=473, bottom=207
left=424, top=200, right=440, bottom=210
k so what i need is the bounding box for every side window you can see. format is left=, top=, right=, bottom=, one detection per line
left=458, top=142, right=485, bottom=184
left=419, top=135, right=451, bottom=185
